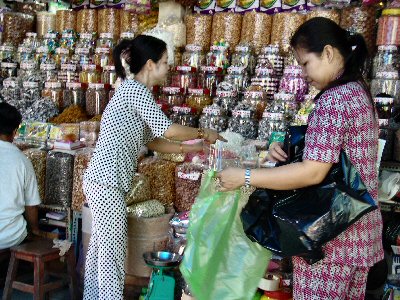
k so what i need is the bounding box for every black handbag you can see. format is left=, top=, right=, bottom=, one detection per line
left=241, top=126, right=378, bottom=263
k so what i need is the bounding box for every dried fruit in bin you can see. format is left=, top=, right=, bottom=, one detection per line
left=125, top=173, right=152, bottom=206
left=126, top=199, right=165, bottom=218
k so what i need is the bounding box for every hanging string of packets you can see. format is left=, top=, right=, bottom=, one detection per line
left=209, top=140, right=223, bottom=171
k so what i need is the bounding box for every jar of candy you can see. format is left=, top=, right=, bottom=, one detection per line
left=225, top=66, right=249, bottom=93
left=182, top=44, right=206, bottom=69
left=60, top=31, right=77, bottom=51
left=199, top=103, right=228, bottom=131
left=0, top=44, right=15, bottom=62
left=0, top=62, right=18, bottom=81
left=198, top=66, right=224, bottom=97
left=375, top=96, right=394, bottom=127
left=272, top=92, right=298, bottom=123
left=242, top=88, right=268, bottom=120
left=74, top=47, right=91, bottom=67
left=372, top=46, right=400, bottom=78
left=101, top=65, right=117, bottom=86
left=63, top=82, right=85, bottom=108
left=252, top=62, right=279, bottom=101
left=160, top=86, right=185, bottom=107
left=170, top=106, right=198, bottom=127
left=120, top=32, right=135, bottom=41
left=97, top=32, right=114, bottom=49
left=18, top=60, right=38, bottom=82
left=108, top=84, right=115, bottom=102
left=16, top=46, right=34, bottom=64
left=371, top=71, right=400, bottom=104
left=258, top=111, right=286, bottom=141
left=279, top=65, right=308, bottom=102
left=54, top=47, right=71, bottom=68
left=42, top=81, right=63, bottom=111
left=21, top=81, right=41, bottom=107
left=94, top=47, right=112, bottom=68
left=76, top=33, right=96, bottom=53
left=213, top=81, right=239, bottom=115
left=58, top=63, right=79, bottom=84
left=206, top=45, right=229, bottom=69
left=22, top=32, right=40, bottom=49
left=80, top=64, right=101, bottom=84
left=40, top=62, right=58, bottom=82
left=86, top=83, right=108, bottom=116
left=231, top=44, right=255, bottom=72
left=259, top=45, right=284, bottom=77
left=42, top=32, right=59, bottom=54
left=1, top=78, right=20, bottom=103
left=170, top=66, right=198, bottom=94
left=186, top=88, right=212, bottom=114
left=228, top=106, right=258, bottom=139
left=35, top=46, right=49, bottom=65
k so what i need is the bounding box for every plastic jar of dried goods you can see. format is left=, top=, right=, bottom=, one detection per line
left=73, top=47, right=91, bottom=67
left=160, top=86, right=185, bottom=108
left=198, top=66, right=224, bottom=97
left=40, top=61, right=58, bottom=82
left=258, top=111, right=286, bottom=142
left=96, top=32, right=114, bottom=49
left=80, top=64, right=100, bottom=84
left=35, top=45, right=50, bottom=65
left=16, top=46, right=34, bottom=64
left=76, top=33, right=96, bottom=53
left=375, top=96, right=394, bottom=127
left=372, top=45, right=400, bottom=78
left=242, top=89, right=268, bottom=120
left=54, top=47, right=71, bottom=68
left=228, top=108, right=258, bottom=139
left=231, top=44, right=255, bottom=71
left=94, top=47, right=112, bottom=68
left=371, top=71, right=400, bottom=104
left=214, top=82, right=239, bottom=115
left=58, top=63, right=79, bottom=84
left=199, top=103, right=228, bottom=131
left=1, top=78, right=20, bottom=103
left=272, top=92, right=298, bottom=123
left=206, top=45, right=230, bottom=69
left=18, top=60, right=38, bottom=82
left=259, top=45, right=284, bottom=77
left=182, top=44, right=206, bottom=69
left=21, top=81, right=41, bottom=107
left=170, top=66, right=198, bottom=94
left=86, top=82, right=108, bottom=116
left=0, top=61, right=18, bottom=81
left=253, top=62, right=279, bottom=101
left=225, top=66, right=249, bottom=93
left=42, top=81, right=63, bottom=111
left=0, top=44, right=15, bottom=62
left=63, top=82, right=85, bottom=108
left=279, top=65, right=308, bottom=102
left=120, top=32, right=135, bottom=42
left=101, top=65, right=117, bottom=85
left=186, top=88, right=212, bottom=114
left=170, top=106, right=198, bottom=127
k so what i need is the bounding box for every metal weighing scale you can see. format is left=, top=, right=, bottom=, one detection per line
left=143, top=251, right=182, bottom=300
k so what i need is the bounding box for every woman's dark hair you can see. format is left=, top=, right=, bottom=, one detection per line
left=113, top=35, right=167, bottom=79
left=0, top=102, right=22, bottom=136
left=290, top=17, right=371, bottom=98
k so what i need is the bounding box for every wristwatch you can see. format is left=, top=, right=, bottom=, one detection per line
left=245, top=168, right=251, bottom=188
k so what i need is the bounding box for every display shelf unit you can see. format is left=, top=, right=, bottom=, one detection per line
left=38, top=204, right=72, bottom=241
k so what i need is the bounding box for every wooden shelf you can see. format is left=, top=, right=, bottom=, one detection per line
left=381, top=161, right=400, bottom=172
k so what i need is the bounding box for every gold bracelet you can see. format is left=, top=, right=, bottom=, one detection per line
left=197, top=128, right=204, bottom=139
left=179, top=143, right=184, bottom=153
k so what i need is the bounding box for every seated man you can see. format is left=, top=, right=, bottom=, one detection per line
left=0, top=102, right=41, bottom=250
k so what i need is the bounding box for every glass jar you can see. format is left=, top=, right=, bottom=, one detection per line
left=182, top=44, right=206, bottom=69
left=242, top=88, right=268, bottom=120
left=79, top=64, right=101, bottom=84
left=258, top=111, right=286, bottom=141
left=101, top=65, right=116, bottom=85
left=21, top=81, right=41, bottom=107
left=39, top=62, right=58, bottom=82
left=76, top=33, right=96, bottom=54
left=371, top=71, right=400, bottom=104
left=259, top=45, right=284, bottom=77
left=372, top=45, right=400, bottom=77
left=0, top=61, right=18, bottom=82
left=54, top=47, right=71, bottom=68
left=0, top=44, right=15, bottom=63
left=23, top=32, right=41, bottom=49
left=279, top=65, right=308, bottom=102
left=42, top=32, right=59, bottom=54
left=157, top=101, right=171, bottom=117
left=1, top=77, right=20, bottom=103
left=96, top=32, right=114, bottom=49
left=58, top=63, right=79, bottom=84
left=86, top=83, right=108, bottom=116
left=228, top=108, right=258, bottom=139
left=108, top=84, right=115, bottom=102
left=231, top=44, right=256, bottom=72
left=186, top=88, right=212, bottom=115
left=42, top=81, right=63, bottom=111
left=16, top=46, right=34, bottom=64
left=160, top=86, right=185, bottom=107
left=272, top=92, right=298, bottom=123
left=225, top=66, right=249, bottom=94
left=74, top=47, right=91, bottom=67
left=199, top=103, right=228, bottom=131
left=252, top=62, right=279, bottom=101
left=18, top=60, right=39, bottom=82
left=60, top=31, right=78, bottom=52
left=198, top=66, right=224, bottom=97
left=170, top=106, right=198, bottom=127
left=213, top=82, right=239, bottom=115
left=170, top=66, right=198, bottom=94
left=63, top=82, right=85, bottom=108
left=206, top=45, right=229, bottom=70
left=34, top=46, right=49, bottom=65
left=375, top=96, right=394, bottom=127
left=94, top=47, right=112, bottom=68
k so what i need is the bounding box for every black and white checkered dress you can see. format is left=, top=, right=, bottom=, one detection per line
left=83, top=79, right=172, bottom=300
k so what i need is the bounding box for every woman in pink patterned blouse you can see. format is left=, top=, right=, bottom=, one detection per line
left=218, top=17, right=384, bottom=299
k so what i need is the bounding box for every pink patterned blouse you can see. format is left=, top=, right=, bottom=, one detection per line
left=303, top=81, right=384, bottom=267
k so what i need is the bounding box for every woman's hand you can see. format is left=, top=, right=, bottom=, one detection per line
left=204, top=128, right=227, bottom=144
left=266, top=142, right=287, bottom=163
left=216, top=168, right=245, bottom=192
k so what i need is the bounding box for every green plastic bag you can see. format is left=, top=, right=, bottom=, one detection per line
left=180, top=170, right=272, bottom=300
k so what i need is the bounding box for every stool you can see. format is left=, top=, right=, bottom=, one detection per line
left=2, top=240, right=78, bottom=300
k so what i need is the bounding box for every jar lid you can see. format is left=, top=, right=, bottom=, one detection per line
left=200, top=66, right=223, bottom=73
left=45, top=81, right=62, bottom=89
left=66, top=82, right=82, bottom=89
left=18, top=46, right=32, bottom=53
left=374, top=97, right=394, bottom=104
left=262, top=111, right=284, bottom=119
left=75, top=47, right=90, bottom=55
left=3, top=79, right=17, bottom=88
left=61, top=63, right=77, bottom=71
left=23, top=81, right=39, bottom=88
left=95, top=47, right=110, bottom=54
left=80, top=33, right=93, bottom=40
left=256, top=67, right=274, bottom=76
left=376, top=71, right=399, bottom=79
left=261, top=45, right=280, bottom=55
left=44, top=32, right=58, bottom=39
left=216, top=90, right=236, bottom=98
left=163, top=86, right=182, bottom=94
left=100, top=32, right=113, bottom=39
left=176, top=65, right=196, bottom=72
left=378, top=45, right=398, bottom=51
left=382, top=8, right=400, bottom=16
left=36, top=46, right=48, bottom=54
left=1, top=62, right=17, bottom=68
left=56, top=47, right=69, bottom=55
left=62, top=33, right=74, bottom=39
left=20, top=61, right=36, bottom=70
left=274, top=92, right=296, bottom=101
left=120, top=32, right=135, bottom=39
left=103, top=65, right=115, bottom=71
left=284, top=65, right=303, bottom=76
left=83, top=64, right=97, bottom=71
left=185, top=44, right=202, bottom=52
left=40, top=63, right=56, bottom=70
left=203, top=107, right=221, bottom=115
left=26, top=32, right=37, bottom=38
left=89, top=83, right=105, bottom=89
